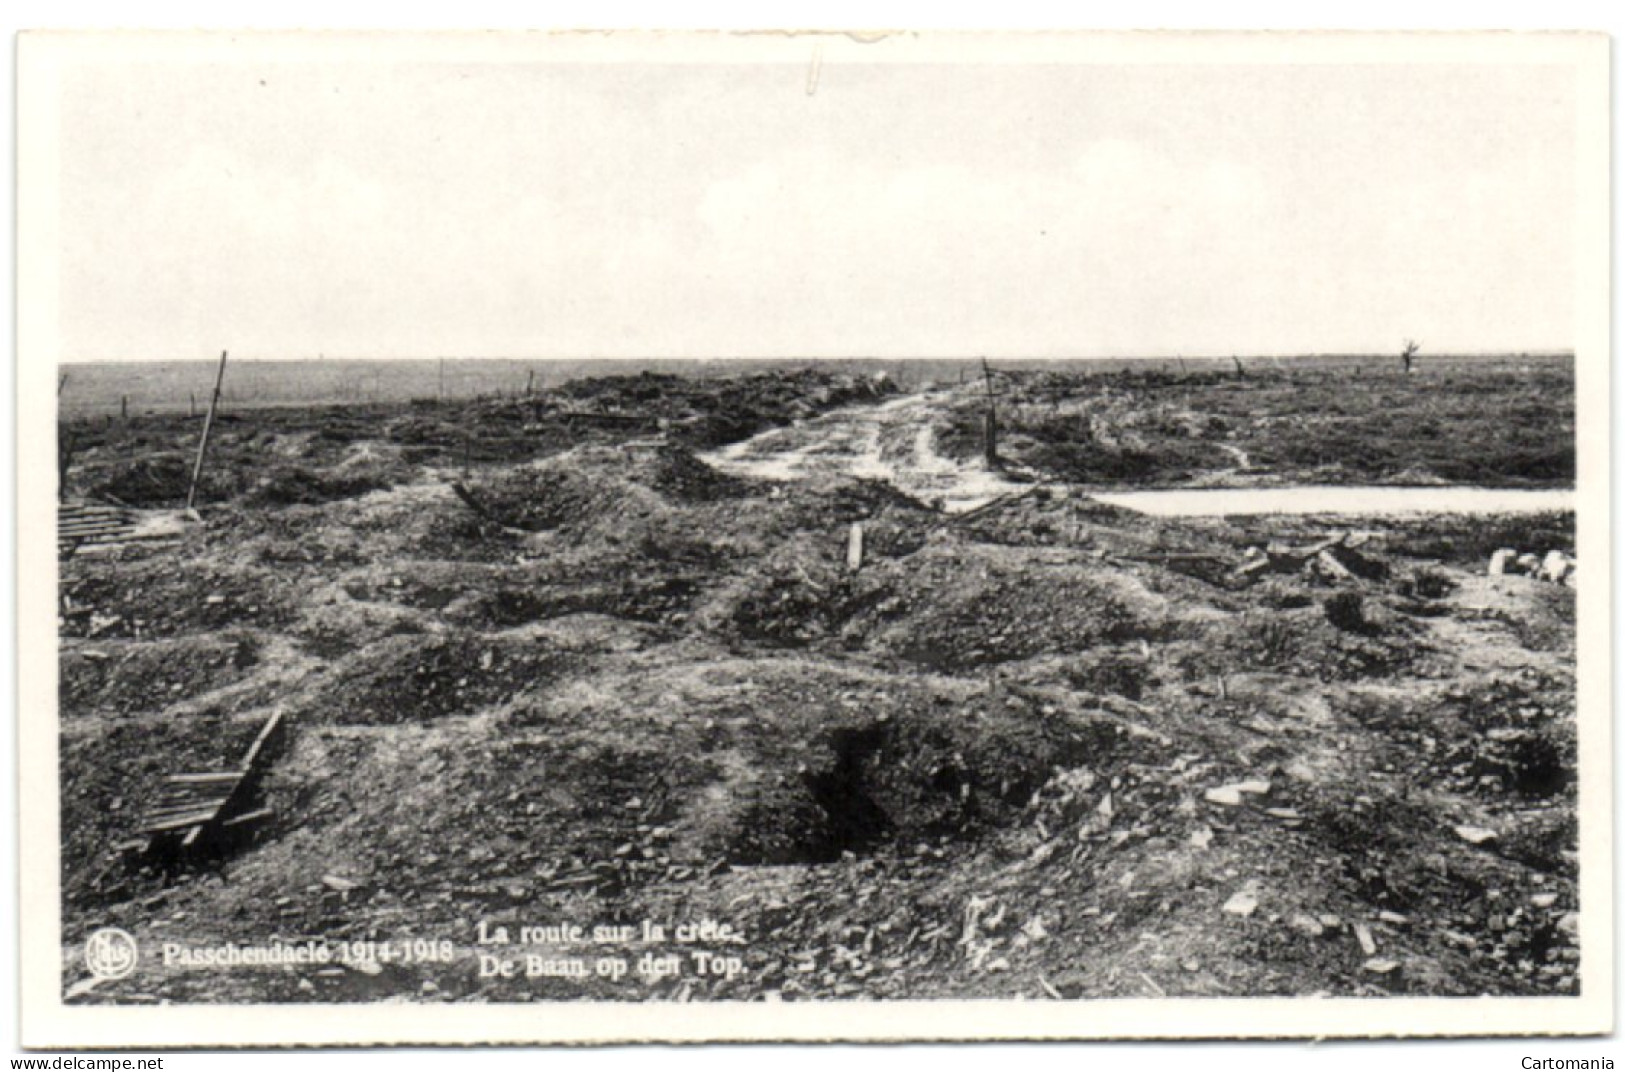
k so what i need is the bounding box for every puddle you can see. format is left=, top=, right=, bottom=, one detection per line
left=1089, top=486, right=1574, bottom=517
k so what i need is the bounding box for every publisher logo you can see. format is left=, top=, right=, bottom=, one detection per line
left=85, top=928, right=138, bottom=980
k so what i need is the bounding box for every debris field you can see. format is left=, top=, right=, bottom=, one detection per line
left=57, top=364, right=1578, bottom=1003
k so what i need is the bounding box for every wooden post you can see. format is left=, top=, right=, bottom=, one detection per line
left=847, top=523, right=865, bottom=572
left=186, top=350, right=229, bottom=513
left=980, top=358, right=998, bottom=465
left=190, top=391, right=197, bottom=417
left=121, top=395, right=128, bottom=419
left=526, top=369, right=535, bottom=396
left=1231, top=356, right=1246, bottom=378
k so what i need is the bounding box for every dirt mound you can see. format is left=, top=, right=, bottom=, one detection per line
left=640, top=443, right=753, bottom=502
left=453, top=577, right=701, bottom=628
left=1186, top=604, right=1431, bottom=682
left=1341, top=672, right=1576, bottom=804
left=462, top=443, right=753, bottom=529
left=60, top=633, right=260, bottom=718
left=332, top=555, right=705, bottom=631
left=60, top=560, right=298, bottom=640
left=717, top=538, right=1181, bottom=669
left=461, top=467, right=620, bottom=532
left=858, top=548, right=1178, bottom=670
left=458, top=448, right=682, bottom=534
left=88, top=455, right=193, bottom=507
left=293, top=593, right=431, bottom=659
left=240, top=465, right=396, bottom=508
left=314, top=631, right=572, bottom=725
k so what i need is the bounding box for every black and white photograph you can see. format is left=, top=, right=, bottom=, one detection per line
left=15, top=28, right=1611, bottom=1046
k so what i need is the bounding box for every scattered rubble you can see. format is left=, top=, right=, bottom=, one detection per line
left=56, top=367, right=1579, bottom=1004
left=1489, top=547, right=1575, bottom=585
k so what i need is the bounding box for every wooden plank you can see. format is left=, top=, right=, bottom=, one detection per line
left=164, top=772, right=242, bottom=784
left=240, top=711, right=285, bottom=771
left=181, top=825, right=205, bottom=850
left=152, top=797, right=228, bottom=812
left=145, top=798, right=230, bottom=818
left=222, top=808, right=274, bottom=828
left=150, top=788, right=230, bottom=804
left=141, top=811, right=220, bottom=834
left=157, top=778, right=231, bottom=792
left=156, top=784, right=235, bottom=800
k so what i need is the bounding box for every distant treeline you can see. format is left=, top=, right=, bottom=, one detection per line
left=56, top=353, right=1573, bottom=417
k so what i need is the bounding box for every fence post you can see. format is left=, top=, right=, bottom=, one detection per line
left=186, top=351, right=229, bottom=513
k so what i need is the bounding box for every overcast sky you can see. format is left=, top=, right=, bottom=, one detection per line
left=53, top=43, right=1581, bottom=361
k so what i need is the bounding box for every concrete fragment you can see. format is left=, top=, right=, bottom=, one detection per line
left=1454, top=824, right=1499, bottom=845
left=1488, top=548, right=1518, bottom=576
left=1289, top=913, right=1326, bottom=938
left=1354, top=922, right=1377, bottom=956
left=1204, top=780, right=1271, bottom=807
left=1223, top=890, right=1259, bottom=917
left=1441, top=929, right=1477, bottom=950
left=1516, top=553, right=1542, bottom=576
left=1540, top=550, right=1573, bottom=584
left=1362, top=958, right=1399, bottom=975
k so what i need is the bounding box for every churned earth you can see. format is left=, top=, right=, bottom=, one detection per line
left=57, top=362, right=1579, bottom=1004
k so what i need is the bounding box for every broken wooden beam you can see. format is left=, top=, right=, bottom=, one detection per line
left=145, top=797, right=231, bottom=817
left=221, top=808, right=274, bottom=829
left=239, top=711, right=285, bottom=772
left=164, top=772, right=242, bottom=785
left=141, top=811, right=221, bottom=834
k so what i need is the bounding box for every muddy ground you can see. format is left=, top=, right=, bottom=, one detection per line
left=57, top=363, right=1578, bottom=1003
left=938, top=356, right=1573, bottom=488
